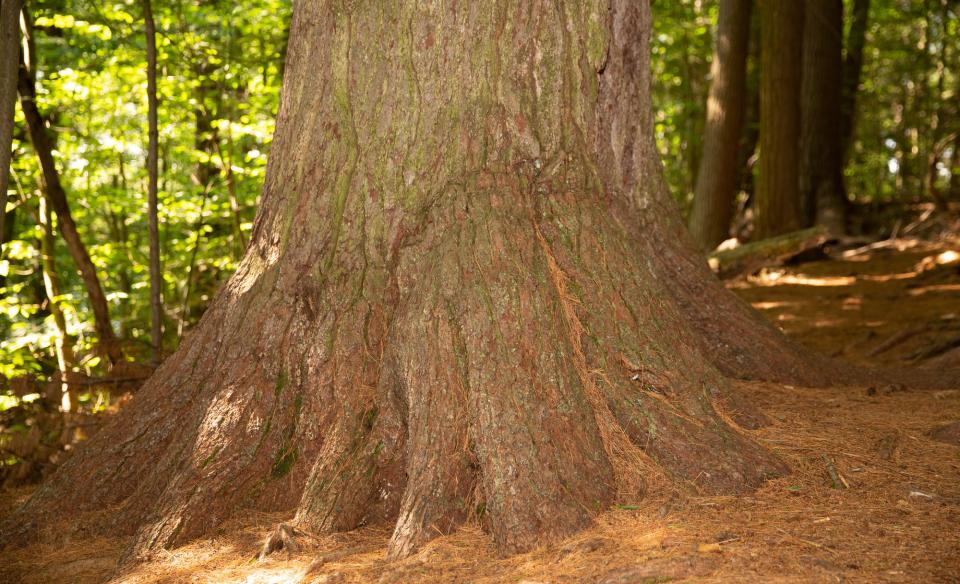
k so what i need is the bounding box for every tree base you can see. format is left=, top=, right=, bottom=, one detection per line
left=2, top=174, right=787, bottom=563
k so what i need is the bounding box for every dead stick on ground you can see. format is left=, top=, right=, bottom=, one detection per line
left=822, top=454, right=848, bottom=490
left=868, top=325, right=923, bottom=357
left=775, top=528, right=837, bottom=555
left=903, top=332, right=960, bottom=361
left=301, top=545, right=381, bottom=579
left=708, top=227, right=829, bottom=279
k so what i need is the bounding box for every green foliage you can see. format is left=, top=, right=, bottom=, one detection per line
left=651, top=0, right=959, bottom=211
left=650, top=0, right=717, bottom=211
left=2, top=0, right=291, bottom=384
left=847, top=0, right=959, bottom=202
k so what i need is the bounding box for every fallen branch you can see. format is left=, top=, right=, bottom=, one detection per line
left=903, top=333, right=960, bottom=361
left=868, top=325, right=923, bottom=357
left=302, top=545, right=381, bottom=579
left=775, top=527, right=837, bottom=555
left=708, top=227, right=829, bottom=279
left=822, top=454, right=849, bottom=489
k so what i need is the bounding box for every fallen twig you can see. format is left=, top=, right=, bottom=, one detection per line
left=902, top=333, right=960, bottom=361
left=822, top=454, right=848, bottom=489
left=775, top=527, right=837, bottom=555
left=868, top=325, right=923, bottom=357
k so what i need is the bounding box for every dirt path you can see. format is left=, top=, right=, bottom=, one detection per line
left=1, top=240, right=958, bottom=583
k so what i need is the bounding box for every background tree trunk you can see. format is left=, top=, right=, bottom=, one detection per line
left=688, top=0, right=753, bottom=251
left=0, top=0, right=20, bottom=248
left=144, top=0, right=163, bottom=364
left=38, top=197, right=78, bottom=438
left=17, top=9, right=117, bottom=355
left=3, top=0, right=789, bottom=563
left=734, top=11, right=761, bottom=230
left=800, top=0, right=847, bottom=234
left=756, top=0, right=804, bottom=239
left=840, top=0, right=870, bottom=162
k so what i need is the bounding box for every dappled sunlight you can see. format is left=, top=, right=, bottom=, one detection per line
left=731, top=238, right=960, bottom=367
left=909, top=284, right=960, bottom=296
left=1, top=0, right=958, bottom=581
left=750, top=300, right=800, bottom=310
left=748, top=270, right=857, bottom=287
left=4, top=382, right=959, bottom=583
left=841, top=296, right=863, bottom=310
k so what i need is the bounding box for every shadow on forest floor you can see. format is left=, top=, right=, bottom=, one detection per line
left=1, top=234, right=958, bottom=583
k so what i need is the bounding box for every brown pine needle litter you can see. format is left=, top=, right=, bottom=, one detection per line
left=0, top=380, right=957, bottom=583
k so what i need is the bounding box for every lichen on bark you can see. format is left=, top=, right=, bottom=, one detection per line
left=2, top=0, right=792, bottom=563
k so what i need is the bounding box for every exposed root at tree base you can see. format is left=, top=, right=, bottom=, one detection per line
left=2, top=380, right=957, bottom=583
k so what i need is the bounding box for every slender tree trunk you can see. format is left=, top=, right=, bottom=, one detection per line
left=756, top=0, right=804, bottom=239
left=0, top=0, right=21, bottom=248
left=192, top=61, right=220, bottom=191
left=219, top=17, right=248, bottom=258
left=951, top=132, right=959, bottom=202
left=800, top=0, right=847, bottom=234
left=143, top=0, right=163, bottom=364
left=109, top=153, right=134, bottom=337
left=17, top=9, right=117, bottom=355
left=214, top=138, right=246, bottom=257
left=38, top=195, right=77, bottom=441
left=177, top=181, right=212, bottom=338
left=688, top=0, right=753, bottom=251
left=840, top=0, right=869, bottom=163
left=734, top=11, right=761, bottom=228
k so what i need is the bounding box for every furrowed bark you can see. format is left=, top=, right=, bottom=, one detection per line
left=800, top=0, right=847, bottom=235
left=28, top=0, right=960, bottom=568
left=756, top=0, right=804, bottom=239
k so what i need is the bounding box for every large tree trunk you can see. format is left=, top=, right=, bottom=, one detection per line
left=687, top=0, right=753, bottom=252
left=3, top=0, right=790, bottom=563
left=0, top=0, right=20, bottom=247
left=800, top=0, right=847, bottom=235
left=755, top=0, right=804, bottom=239
left=17, top=10, right=117, bottom=354
left=5, top=0, right=953, bottom=568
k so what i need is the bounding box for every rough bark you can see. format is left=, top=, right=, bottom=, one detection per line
left=687, top=0, right=753, bottom=252
left=756, top=0, right=804, bottom=239
left=17, top=10, right=117, bottom=353
left=6, top=0, right=955, bottom=569
left=0, top=0, right=20, bottom=247
left=2, top=0, right=789, bottom=563
left=840, top=0, right=869, bottom=162
left=800, top=0, right=847, bottom=235
left=144, top=0, right=163, bottom=363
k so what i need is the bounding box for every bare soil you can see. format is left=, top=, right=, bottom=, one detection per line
left=2, top=237, right=958, bottom=583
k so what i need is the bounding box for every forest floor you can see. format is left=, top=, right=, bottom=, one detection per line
left=1, top=233, right=959, bottom=583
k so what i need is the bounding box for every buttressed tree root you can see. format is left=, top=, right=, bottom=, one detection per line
left=4, top=0, right=807, bottom=565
